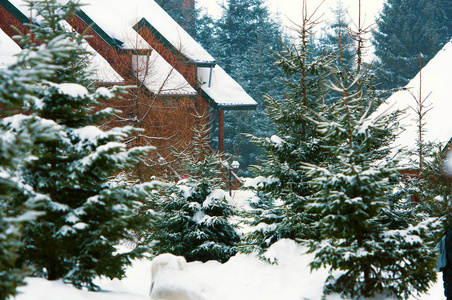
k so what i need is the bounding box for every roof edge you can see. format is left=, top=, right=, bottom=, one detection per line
left=0, top=0, right=30, bottom=24
left=133, top=17, right=215, bottom=67
left=199, top=88, right=257, bottom=111
left=75, top=9, right=123, bottom=49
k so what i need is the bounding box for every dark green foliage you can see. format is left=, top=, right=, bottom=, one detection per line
left=242, top=1, right=440, bottom=296
left=318, top=0, right=356, bottom=104
left=202, top=0, right=286, bottom=172
left=442, top=0, right=452, bottom=33
left=13, top=0, right=155, bottom=290
left=319, top=1, right=355, bottom=70
left=302, top=13, right=440, bottom=298
left=147, top=119, right=240, bottom=263
left=401, top=142, right=452, bottom=220
left=154, top=0, right=196, bottom=35
left=0, top=22, right=68, bottom=298
left=304, top=66, right=438, bottom=299
left=242, top=9, right=336, bottom=255
left=373, top=0, right=450, bottom=89
left=0, top=113, right=59, bottom=299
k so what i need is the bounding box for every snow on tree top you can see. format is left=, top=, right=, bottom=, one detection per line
left=243, top=176, right=279, bottom=188
left=50, top=82, right=89, bottom=98
left=203, top=189, right=232, bottom=208
left=72, top=126, right=105, bottom=142
left=375, top=40, right=452, bottom=151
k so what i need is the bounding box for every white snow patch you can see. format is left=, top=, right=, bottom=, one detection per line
left=444, top=150, right=452, bottom=176
left=177, top=182, right=193, bottom=199
left=270, top=135, right=285, bottom=145
left=193, top=211, right=206, bottom=223
left=358, top=119, right=373, bottom=134
left=132, top=53, right=196, bottom=96
left=95, top=87, right=114, bottom=98
left=13, top=238, right=445, bottom=300
left=203, top=189, right=231, bottom=208
left=243, top=176, right=279, bottom=188
left=50, top=82, right=89, bottom=97
left=73, top=222, right=89, bottom=230
left=65, top=213, right=80, bottom=224
left=255, top=222, right=277, bottom=233
left=57, top=225, right=75, bottom=236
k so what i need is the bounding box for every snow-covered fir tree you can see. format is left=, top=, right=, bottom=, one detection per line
left=0, top=38, right=64, bottom=299
left=319, top=0, right=355, bottom=70
left=242, top=2, right=336, bottom=255
left=14, top=0, right=156, bottom=290
left=302, top=9, right=440, bottom=299
left=394, top=81, right=452, bottom=235
left=147, top=116, right=240, bottom=263
left=318, top=0, right=356, bottom=105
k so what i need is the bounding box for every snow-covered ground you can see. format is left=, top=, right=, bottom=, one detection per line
left=13, top=191, right=446, bottom=300
left=13, top=238, right=445, bottom=300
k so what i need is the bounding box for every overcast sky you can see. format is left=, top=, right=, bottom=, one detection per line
left=197, top=0, right=386, bottom=29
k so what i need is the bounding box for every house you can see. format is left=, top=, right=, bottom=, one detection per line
left=376, top=40, right=452, bottom=161
left=372, top=39, right=452, bottom=203
left=0, top=0, right=257, bottom=180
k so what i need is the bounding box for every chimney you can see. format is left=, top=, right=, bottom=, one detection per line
left=182, top=0, right=195, bottom=11
left=180, top=0, right=195, bottom=33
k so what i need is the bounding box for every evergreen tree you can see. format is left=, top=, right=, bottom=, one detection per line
left=154, top=0, right=195, bottom=35
left=242, top=2, right=335, bottom=255
left=303, top=12, right=439, bottom=299
left=373, top=0, right=449, bottom=89
left=441, top=0, right=452, bottom=34
left=15, top=0, right=155, bottom=290
left=206, top=0, right=286, bottom=172
left=318, top=0, right=357, bottom=105
left=147, top=116, right=240, bottom=263
left=319, top=0, right=355, bottom=71
left=0, top=40, right=63, bottom=299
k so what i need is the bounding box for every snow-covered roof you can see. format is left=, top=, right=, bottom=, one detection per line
left=3, top=0, right=194, bottom=95
left=132, top=53, right=196, bottom=96
left=1, top=0, right=257, bottom=108
left=88, top=46, right=124, bottom=84
left=0, top=28, right=21, bottom=69
left=77, top=0, right=255, bottom=108
left=1, top=0, right=124, bottom=82
left=376, top=40, right=452, bottom=152
left=75, top=0, right=257, bottom=107
left=78, top=0, right=214, bottom=65
left=198, top=66, right=257, bottom=110
left=0, top=14, right=123, bottom=83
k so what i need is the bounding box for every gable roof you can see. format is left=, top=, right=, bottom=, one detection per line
left=376, top=40, right=452, bottom=152
left=78, top=0, right=214, bottom=66
left=73, top=0, right=256, bottom=110
left=0, top=0, right=257, bottom=110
